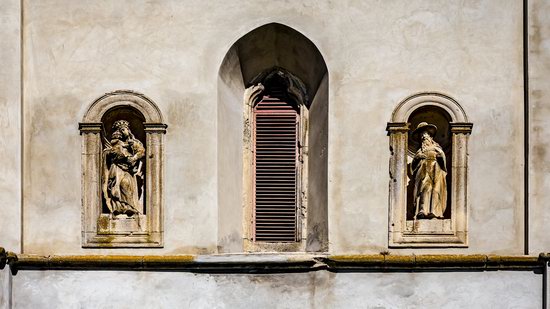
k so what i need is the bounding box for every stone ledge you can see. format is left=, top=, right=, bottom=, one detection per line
left=1, top=248, right=548, bottom=274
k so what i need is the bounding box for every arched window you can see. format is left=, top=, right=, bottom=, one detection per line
left=387, top=93, right=472, bottom=247
left=242, top=68, right=312, bottom=251
left=79, top=90, right=167, bottom=247
left=218, top=23, right=328, bottom=252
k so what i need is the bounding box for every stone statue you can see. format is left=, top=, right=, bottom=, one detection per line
left=102, top=120, right=145, bottom=217
left=411, top=122, right=447, bottom=219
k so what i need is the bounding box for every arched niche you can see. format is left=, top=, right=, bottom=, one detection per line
left=79, top=90, right=167, bottom=248
left=217, top=23, right=328, bottom=253
left=406, top=106, right=453, bottom=221
left=387, top=92, right=472, bottom=247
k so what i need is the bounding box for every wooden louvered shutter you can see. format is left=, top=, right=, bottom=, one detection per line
left=253, top=95, right=299, bottom=242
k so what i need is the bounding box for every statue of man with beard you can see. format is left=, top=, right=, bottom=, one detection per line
left=411, top=122, right=447, bottom=219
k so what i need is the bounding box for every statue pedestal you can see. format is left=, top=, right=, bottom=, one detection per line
left=404, top=219, right=453, bottom=235
left=97, top=214, right=147, bottom=235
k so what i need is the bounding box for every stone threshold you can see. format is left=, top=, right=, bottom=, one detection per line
left=1, top=248, right=548, bottom=274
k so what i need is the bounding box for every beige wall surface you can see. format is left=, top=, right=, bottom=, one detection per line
left=9, top=270, right=541, bottom=308
left=0, top=0, right=21, bottom=253
left=529, top=0, right=550, bottom=254
left=19, top=0, right=524, bottom=255
left=0, top=269, right=10, bottom=309
left=324, top=0, right=523, bottom=254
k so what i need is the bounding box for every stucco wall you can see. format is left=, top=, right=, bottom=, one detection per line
left=0, top=269, right=10, bottom=309
left=16, top=0, right=525, bottom=256
left=22, top=0, right=223, bottom=255
left=6, top=269, right=541, bottom=308
left=1, top=0, right=548, bottom=307
left=324, top=0, right=523, bottom=254
left=529, top=0, right=550, bottom=254
left=0, top=0, right=21, bottom=254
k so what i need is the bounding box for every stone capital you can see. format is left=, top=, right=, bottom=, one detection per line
left=386, top=122, right=409, bottom=135
left=78, top=122, right=102, bottom=134
left=144, top=123, right=168, bottom=134
left=450, top=122, right=474, bottom=134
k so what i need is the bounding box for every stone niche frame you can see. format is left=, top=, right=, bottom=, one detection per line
left=242, top=69, right=310, bottom=252
left=79, top=90, right=167, bottom=248
left=387, top=92, right=473, bottom=247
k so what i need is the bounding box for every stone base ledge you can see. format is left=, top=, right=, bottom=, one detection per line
left=1, top=248, right=549, bottom=273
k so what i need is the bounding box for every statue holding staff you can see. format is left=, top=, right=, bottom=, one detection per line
left=411, top=122, right=447, bottom=219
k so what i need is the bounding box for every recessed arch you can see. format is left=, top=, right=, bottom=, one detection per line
left=217, top=22, right=328, bottom=253
left=219, top=22, right=327, bottom=99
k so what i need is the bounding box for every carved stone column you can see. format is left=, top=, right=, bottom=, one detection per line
left=143, top=123, right=167, bottom=243
left=450, top=123, right=473, bottom=241
left=79, top=123, right=103, bottom=245
left=387, top=122, right=409, bottom=242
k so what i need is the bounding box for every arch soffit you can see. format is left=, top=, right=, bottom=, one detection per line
left=220, top=22, right=328, bottom=71
left=82, top=90, right=164, bottom=123
left=219, top=22, right=328, bottom=98
left=391, top=92, right=468, bottom=123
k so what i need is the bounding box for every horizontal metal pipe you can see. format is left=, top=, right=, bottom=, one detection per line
left=1, top=248, right=548, bottom=274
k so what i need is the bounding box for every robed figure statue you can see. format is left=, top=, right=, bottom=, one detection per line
left=411, top=122, right=447, bottom=219
left=102, top=120, right=145, bottom=217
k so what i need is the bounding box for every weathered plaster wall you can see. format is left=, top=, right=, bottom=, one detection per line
left=0, top=1, right=21, bottom=306
left=20, top=0, right=524, bottom=255
left=325, top=0, right=523, bottom=254
left=10, top=270, right=541, bottom=308
left=22, top=0, right=222, bottom=255
left=0, top=269, right=11, bottom=309
left=0, top=0, right=21, bottom=254
left=529, top=0, right=550, bottom=254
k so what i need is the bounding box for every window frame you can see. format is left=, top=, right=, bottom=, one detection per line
left=242, top=81, right=310, bottom=252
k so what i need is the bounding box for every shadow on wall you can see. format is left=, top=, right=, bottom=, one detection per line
left=217, top=23, right=329, bottom=253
